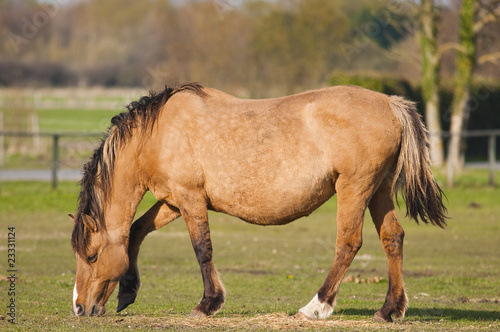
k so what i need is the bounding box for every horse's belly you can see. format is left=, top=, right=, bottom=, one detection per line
left=198, top=108, right=338, bottom=224
left=207, top=173, right=337, bottom=225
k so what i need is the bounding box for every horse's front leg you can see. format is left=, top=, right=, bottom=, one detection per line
left=117, top=201, right=181, bottom=312
left=180, top=201, right=225, bottom=316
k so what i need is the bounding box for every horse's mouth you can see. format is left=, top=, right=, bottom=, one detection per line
left=74, top=280, right=116, bottom=316
left=73, top=303, right=106, bottom=317
left=90, top=304, right=106, bottom=316
left=94, top=280, right=118, bottom=315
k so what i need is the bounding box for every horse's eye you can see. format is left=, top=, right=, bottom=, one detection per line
left=87, top=254, right=98, bottom=263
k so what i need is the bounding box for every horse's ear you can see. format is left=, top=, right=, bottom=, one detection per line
left=68, top=213, right=76, bottom=224
left=81, top=214, right=98, bottom=233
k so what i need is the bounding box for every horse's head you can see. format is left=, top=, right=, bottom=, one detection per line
left=70, top=213, right=128, bottom=316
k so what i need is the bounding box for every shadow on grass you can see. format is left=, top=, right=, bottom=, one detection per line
left=339, top=308, right=499, bottom=322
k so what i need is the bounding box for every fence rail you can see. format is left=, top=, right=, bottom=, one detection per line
left=440, top=129, right=499, bottom=187
left=0, top=131, right=102, bottom=188
left=0, top=87, right=147, bottom=110
left=0, top=130, right=499, bottom=189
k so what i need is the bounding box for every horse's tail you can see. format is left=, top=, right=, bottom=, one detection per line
left=389, top=96, right=447, bottom=228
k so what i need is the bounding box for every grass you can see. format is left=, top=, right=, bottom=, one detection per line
left=0, top=173, right=499, bottom=331
left=36, top=109, right=119, bottom=133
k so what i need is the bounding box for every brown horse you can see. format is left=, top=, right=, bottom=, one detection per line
left=70, top=83, right=446, bottom=321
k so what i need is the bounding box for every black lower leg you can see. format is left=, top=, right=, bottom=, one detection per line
left=117, top=202, right=180, bottom=312
left=193, top=264, right=225, bottom=315
left=186, top=216, right=225, bottom=316
left=117, top=221, right=146, bottom=312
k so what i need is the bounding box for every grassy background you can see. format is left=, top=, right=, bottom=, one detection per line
left=1, top=108, right=118, bottom=170
left=36, top=109, right=118, bottom=133
left=0, top=170, right=499, bottom=331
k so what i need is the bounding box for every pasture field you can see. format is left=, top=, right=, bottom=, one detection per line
left=36, top=109, right=119, bottom=133
left=0, top=172, right=499, bottom=331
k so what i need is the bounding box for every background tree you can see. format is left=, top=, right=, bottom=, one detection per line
left=420, top=0, right=444, bottom=166
left=446, top=0, right=500, bottom=186
left=447, top=0, right=476, bottom=187
left=250, top=0, right=348, bottom=96
left=0, top=0, right=499, bottom=100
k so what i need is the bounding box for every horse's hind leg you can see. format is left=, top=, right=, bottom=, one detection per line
left=180, top=201, right=225, bottom=316
left=117, top=201, right=181, bottom=312
left=368, top=180, right=407, bottom=322
left=298, top=177, right=374, bottom=319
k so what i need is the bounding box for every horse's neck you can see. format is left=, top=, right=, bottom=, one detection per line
left=104, top=151, right=146, bottom=241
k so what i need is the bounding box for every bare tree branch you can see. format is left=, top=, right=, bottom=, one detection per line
left=374, top=38, right=422, bottom=66
left=474, top=3, right=500, bottom=32
left=436, top=42, right=467, bottom=59
left=478, top=51, right=500, bottom=64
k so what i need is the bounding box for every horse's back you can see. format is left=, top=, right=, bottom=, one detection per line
left=192, top=85, right=402, bottom=173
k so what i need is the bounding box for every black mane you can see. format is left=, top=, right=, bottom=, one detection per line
left=71, top=83, right=205, bottom=258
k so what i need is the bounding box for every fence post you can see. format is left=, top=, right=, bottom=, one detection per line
left=0, top=112, right=4, bottom=167
left=30, top=112, right=41, bottom=151
left=489, top=134, right=496, bottom=187
left=52, top=134, right=60, bottom=189
left=0, top=112, right=3, bottom=194
left=447, top=146, right=455, bottom=188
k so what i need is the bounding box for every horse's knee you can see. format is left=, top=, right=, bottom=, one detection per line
left=381, top=227, right=404, bottom=258
left=336, top=236, right=363, bottom=258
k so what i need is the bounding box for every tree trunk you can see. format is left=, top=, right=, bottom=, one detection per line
left=447, top=92, right=469, bottom=187
left=447, top=0, right=476, bottom=186
left=420, top=0, right=444, bottom=167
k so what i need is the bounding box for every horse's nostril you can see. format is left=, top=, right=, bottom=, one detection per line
left=75, top=304, right=85, bottom=316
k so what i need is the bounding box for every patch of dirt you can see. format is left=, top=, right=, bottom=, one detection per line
left=342, top=274, right=385, bottom=284
left=453, top=296, right=500, bottom=304
left=467, top=202, right=481, bottom=209
left=220, top=268, right=276, bottom=276
left=403, top=269, right=436, bottom=277
left=467, top=298, right=500, bottom=304
left=120, top=313, right=396, bottom=330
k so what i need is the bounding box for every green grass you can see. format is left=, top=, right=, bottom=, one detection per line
left=36, top=109, right=119, bottom=133
left=0, top=174, right=499, bottom=331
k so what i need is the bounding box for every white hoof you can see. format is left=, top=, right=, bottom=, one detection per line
left=298, top=294, right=333, bottom=319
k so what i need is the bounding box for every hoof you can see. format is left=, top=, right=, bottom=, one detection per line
left=189, top=308, right=208, bottom=317
left=117, top=292, right=137, bottom=312
left=297, top=294, right=334, bottom=319
left=117, top=274, right=139, bottom=312
left=373, top=310, right=393, bottom=323
left=190, top=291, right=225, bottom=317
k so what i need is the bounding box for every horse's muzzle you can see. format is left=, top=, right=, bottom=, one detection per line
left=73, top=304, right=84, bottom=316
left=73, top=303, right=106, bottom=316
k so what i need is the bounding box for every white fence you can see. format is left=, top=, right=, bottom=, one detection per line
left=0, top=87, right=147, bottom=110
